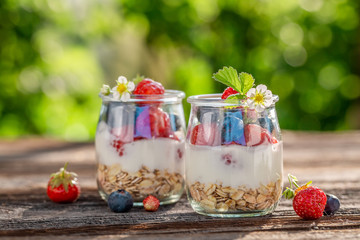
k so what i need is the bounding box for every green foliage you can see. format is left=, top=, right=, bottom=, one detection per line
left=0, top=0, right=359, bottom=140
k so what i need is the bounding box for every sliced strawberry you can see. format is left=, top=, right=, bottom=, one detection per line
left=134, top=78, right=165, bottom=95
left=244, top=124, right=271, bottom=146
left=190, top=123, right=220, bottom=146
left=221, top=87, right=239, bottom=99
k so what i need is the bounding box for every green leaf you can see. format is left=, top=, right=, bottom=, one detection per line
left=224, top=93, right=246, bottom=104
left=239, top=72, right=255, bottom=93
left=132, top=74, right=145, bottom=85
left=212, top=66, right=242, bottom=92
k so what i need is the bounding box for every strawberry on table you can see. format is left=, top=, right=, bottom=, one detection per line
left=143, top=195, right=160, bottom=212
left=293, top=186, right=327, bottom=220
left=47, top=163, right=80, bottom=203
left=283, top=174, right=331, bottom=220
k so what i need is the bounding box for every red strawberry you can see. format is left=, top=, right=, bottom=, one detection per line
left=47, top=163, right=80, bottom=203
left=190, top=123, right=220, bottom=146
left=244, top=124, right=271, bottom=146
left=134, top=78, right=165, bottom=95
left=221, top=87, right=239, bottom=99
left=149, top=107, right=172, bottom=138
left=293, top=186, right=327, bottom=220
left=143, top=195, right=160, bottom=212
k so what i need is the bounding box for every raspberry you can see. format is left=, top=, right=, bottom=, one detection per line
left=293, top=186, right=327, bottom=220
left=143, top=195, right=160, bottom=212
left=133, top=78, right=165, bottom=95
left=149, top=107, right=172, bottom=138
left=221, top=87, right=239, bottom=99
left=111, top=139, right=125, bottom=156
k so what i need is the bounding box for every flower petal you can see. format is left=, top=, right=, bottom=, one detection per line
left=121, top=92, right=130, bottom=101
left=127, top=81, right=135, bottom=91
left=264, top=89, right=272, bottom=98
left=117, top=76, right=127, bottom=84
left=247, top=88, right=256, bottom=98
left=263, top=98, right=273, bottom=107
left=113, top=91, right=120, bottom=100
left=255, top=104, right=265, bottom=112
left=256, top=84, right=267, bottom=94
left=247, top=99, right=255, bottom=108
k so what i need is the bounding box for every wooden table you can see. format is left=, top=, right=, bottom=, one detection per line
left=0, top=131, right=359, bottom=239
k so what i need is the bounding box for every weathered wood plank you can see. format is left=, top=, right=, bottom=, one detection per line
left=0, top=131, right=359, bottom=238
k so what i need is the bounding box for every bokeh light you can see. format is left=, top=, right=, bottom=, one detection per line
left=0, top=0, right=359, bottom=140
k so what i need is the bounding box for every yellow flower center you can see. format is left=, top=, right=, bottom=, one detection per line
left=117, top=83, right=127, bottom=94
left=254, top=93, right=264, bottom=104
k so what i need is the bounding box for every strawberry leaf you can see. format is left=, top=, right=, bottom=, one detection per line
left=239, top=72, right=255, bottom=94
left=213, top=67, right=242, bottom=93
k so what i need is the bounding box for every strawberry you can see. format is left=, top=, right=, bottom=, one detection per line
left=283, top=174, right=327, bottom=220
left=244, top=124, right=271, bottom=146
left=221, top=87, right=239, bottom=99
left=133, top=78, right=165, bottom=95
left=47, top=163, right=80, bottom=203
left=143, top=195, right=160, bottom=212
left=293, top=186, right=327, bottom=220
left=190, top=123, right=220, bottom=146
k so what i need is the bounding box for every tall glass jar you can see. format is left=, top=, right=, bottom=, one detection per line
left=185, top=94, right=283, bottom=217
left=96, top=90, right=186, bottom=206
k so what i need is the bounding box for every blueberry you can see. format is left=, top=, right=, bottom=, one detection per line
left=108, top=189, right=133, bottom=213
left=169, top=113, right=182, bottom=131
left=323, top=194, right=340, bottom=216
left=221, top=111, right=246, bottom=145
left=134, top=106, right=152, bottom=139
left=258, top=117, right=274, bottom=133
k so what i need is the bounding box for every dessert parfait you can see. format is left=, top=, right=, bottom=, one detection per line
left=96, top=76, right=186, bottom=205
left=185, top=67, right=283, bottom=217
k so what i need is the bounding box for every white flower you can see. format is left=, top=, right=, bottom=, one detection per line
left=100, top=84, right=111, bottom=95
left=112, top=76, right=135, bottom=102
left=246, top=84, right=274, bottom=112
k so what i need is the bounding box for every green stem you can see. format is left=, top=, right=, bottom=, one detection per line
left=62, top=162, right=68, bottom=178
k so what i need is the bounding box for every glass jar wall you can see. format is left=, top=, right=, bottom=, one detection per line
left=185, top=94, right=283, bottom=217
left=95, top=90, right=186, bottom=206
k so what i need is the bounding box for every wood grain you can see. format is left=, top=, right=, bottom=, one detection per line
left=0, top=131, right=359, bottom=239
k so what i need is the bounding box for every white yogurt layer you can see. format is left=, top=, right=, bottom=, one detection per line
left=95, top=121, right=184, bottom=173
left=185, top=142, right=283, bottom=189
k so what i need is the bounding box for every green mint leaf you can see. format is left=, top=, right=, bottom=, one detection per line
left=212, top=66, right=242, bottom=93
left=239, top=72, right=255, bottom=94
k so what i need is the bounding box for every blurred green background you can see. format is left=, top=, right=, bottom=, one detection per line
left=0, top=0, right=359, bottom=141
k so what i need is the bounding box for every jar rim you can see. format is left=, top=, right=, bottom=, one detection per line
left=99, top=89, right=185, bottom=103
left=187, top=93, right=279, bottom=107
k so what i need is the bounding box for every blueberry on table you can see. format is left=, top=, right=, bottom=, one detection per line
left=323, top=194, right=340, bottom=216
left=108, top=189, right=133, bottom=213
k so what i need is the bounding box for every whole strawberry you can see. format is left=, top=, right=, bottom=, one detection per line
left=143, top=195, right=160, bottom=212
left=283, top=174, right=327, bottom=220
left=293, top=186, right=327, bottom=220
left=47, top=163, right=80, bottom=203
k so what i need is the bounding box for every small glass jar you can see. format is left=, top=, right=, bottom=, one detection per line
left=185, top=94, right=283, bottom=217
left=95, top=90, right=186, bottom=206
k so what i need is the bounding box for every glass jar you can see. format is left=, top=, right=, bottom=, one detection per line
left=95, top=90, right=186, bottom=206
left=185, top=94, right=283, bottom=217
